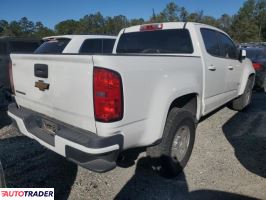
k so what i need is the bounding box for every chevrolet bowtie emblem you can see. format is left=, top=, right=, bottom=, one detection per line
left=35, top=80, right=50, bottom=91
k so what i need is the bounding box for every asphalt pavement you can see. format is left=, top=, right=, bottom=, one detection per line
left=0, top=92, right=265, bottom=200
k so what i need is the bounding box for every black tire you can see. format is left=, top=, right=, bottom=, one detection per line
left=146, top=108, right=196, bottom=177
left=228, top=78, right=253, bottom=111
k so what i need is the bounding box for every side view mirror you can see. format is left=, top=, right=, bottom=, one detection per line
left=239, top=49, right=246, bottom=61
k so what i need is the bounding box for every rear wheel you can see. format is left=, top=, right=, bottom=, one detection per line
left=228, top=78, right=253, bottom=111
left=146, top=108, right=196, bottom=177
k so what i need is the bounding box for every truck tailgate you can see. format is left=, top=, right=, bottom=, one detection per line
left=10, top=54, right=96, bottom=133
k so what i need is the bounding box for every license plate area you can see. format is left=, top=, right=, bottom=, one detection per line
left=41, top=119, right=58, bottom=135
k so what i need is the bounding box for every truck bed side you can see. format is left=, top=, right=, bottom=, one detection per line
left=92, top=55, right=203, bottom=149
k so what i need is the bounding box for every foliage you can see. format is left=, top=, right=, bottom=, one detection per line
left=0, top=0, right=265, bottom=42
left=55, top=20, right=79, bottom=35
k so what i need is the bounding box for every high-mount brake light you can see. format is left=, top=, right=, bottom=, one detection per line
left=140, top=23, right=163, bottom=31
left=93, top=67, right=123, bottom=122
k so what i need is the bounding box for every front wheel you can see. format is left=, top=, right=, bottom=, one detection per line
left=228, top=78, right=253, bottom=111
left=146, top=108, right=196, bottom=177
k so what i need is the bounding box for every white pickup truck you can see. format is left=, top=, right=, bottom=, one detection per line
left=8, top=23, right=254, bottom=177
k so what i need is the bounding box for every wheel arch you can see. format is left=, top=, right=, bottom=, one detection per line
left=238, top=59, right=256, bottom=95
left=168, top=93, right=200, bottom=121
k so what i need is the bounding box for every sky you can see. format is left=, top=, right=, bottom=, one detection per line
left=0, top=0, right=246, bottom=29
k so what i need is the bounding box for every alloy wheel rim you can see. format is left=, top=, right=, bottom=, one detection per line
left=171, top=125, right=190, bottom=162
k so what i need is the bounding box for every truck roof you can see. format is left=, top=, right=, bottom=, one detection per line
left=123, top=22, right=228, bottom=36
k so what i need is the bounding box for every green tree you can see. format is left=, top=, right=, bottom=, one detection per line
left=230, top=0, right=260, bottom=42
left=217, top=14, right=233, bottom=33
left=0, top=20, right=8, bottom=35
left=201, top=16, right=219, bottom=27
left=55, top=20, right=79, bottom=35
left=161, top=2, right=180, bottom=21
left=179, top=7, right=189, bottom=22
left=129, top=18, right=145, bottom=26
left=77, top=12, right=105, bottom=34
left=104, top=15, right=129, bottom=34
left=19, top=17, right=35, bottom=36
left=149, top=2, right=180, bottom=22
left=34, top=22, right=54, bottom=38
left=254, top=0, right=266, bottom=40
left=4, top=21, right=22, bottom=36
left=187, top=11, right=204, bottom=22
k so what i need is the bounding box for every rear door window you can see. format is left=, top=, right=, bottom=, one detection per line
left=116, top=29, right=193, bottom=54
left=0, top=42, right=7, bottom=55
left=9, top=41, right=40, bottom=53
left=102, top=39, right=115, bottom=53
left=79, top=39, right=115, bottom=54
left=200, top=28, right=221, bottom=57
left=79, top=39, right=102, bottom=54
left=34, top=38, right=70, bottom=54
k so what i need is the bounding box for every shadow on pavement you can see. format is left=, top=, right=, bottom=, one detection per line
left=223, top=92, right=266, bottom=178
left=115, top=156, right=258, bottom=200
left=0, top=135, right=77, bottom=200
left=0, top=111, right=12, bottom=129
left=0, top=87, right=14, bottom=128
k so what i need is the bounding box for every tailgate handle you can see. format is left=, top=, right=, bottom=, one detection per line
left=34, top=64, right=48, bottom=78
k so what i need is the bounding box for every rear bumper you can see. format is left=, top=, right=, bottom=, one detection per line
left=8, top=103, right=123, bottom=172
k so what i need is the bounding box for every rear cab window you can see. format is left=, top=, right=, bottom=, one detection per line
left=79, top=39, right=115, bottom=54
left=116, top=29, right=193, bottom=54
left=103, top=39, right=115, bottom=53
left=80, top=39, right=102, bottom=54
left=34, top=38, right=71, bottom=54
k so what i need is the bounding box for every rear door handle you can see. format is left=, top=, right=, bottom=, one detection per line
left=208, top=65, right=216, bottom=71
left=228, top=65, right=234, bottom=70
left=34, top=64, right=48, bottom=78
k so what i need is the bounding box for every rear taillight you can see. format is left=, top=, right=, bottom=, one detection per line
left=252, top=63, right=263, bottom=71
left=8, top=61, right=15, bottom=94
left=93, top=67, right=123, bottom=122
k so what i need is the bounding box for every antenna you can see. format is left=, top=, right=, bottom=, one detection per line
left=183, top=22, right=188, bottom=29
left=152, top=8, right=156, bottom=19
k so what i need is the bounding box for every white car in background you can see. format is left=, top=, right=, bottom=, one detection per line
left=37, top=35, right=116, bottom=54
